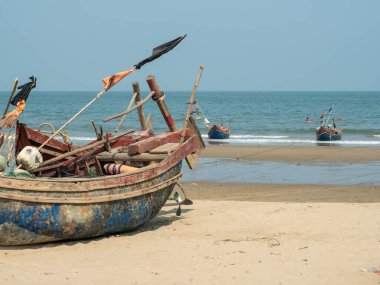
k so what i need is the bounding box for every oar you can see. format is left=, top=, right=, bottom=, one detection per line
left=2, top=78, right=18, bottom=119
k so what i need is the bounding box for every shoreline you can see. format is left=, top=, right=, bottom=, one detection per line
left=181, top=182, right=380, bottom=203
left=201, top=144, right=380, bottom=163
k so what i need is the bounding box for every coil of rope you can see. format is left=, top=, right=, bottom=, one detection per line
left=37, top=122, right=73, bottom=146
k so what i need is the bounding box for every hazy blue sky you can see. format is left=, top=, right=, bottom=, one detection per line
left=1, top=0, right=379, bottom=91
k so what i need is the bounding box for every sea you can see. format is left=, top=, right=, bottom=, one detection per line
left=2, top=90, right=379, bottom=147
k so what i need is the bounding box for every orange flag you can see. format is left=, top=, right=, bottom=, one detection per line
left=0, top=100, right=26, bottom=128
left=102, top=67, right=137, bottom=91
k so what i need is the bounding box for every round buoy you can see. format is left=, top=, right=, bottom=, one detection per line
left=16, top=146, right=43, bottom=171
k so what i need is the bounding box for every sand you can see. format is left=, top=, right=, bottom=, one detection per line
left=0, top=200, right=378, bottom=285
left=1, top=145, right=379, bottom=284
left=203, top=144, right=380, bottom=163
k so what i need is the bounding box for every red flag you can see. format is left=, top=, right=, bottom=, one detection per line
left=102, top=67, right=136, bottom=91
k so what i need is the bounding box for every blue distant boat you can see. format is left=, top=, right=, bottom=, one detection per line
left=315, top=106, right=343, bottom=141
left=208, top=124, right=231, bottom=139
left=316, top=126, right=342, bottom=141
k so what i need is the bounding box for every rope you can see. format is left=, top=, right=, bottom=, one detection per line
left=37, top=122, right=73, bottom=145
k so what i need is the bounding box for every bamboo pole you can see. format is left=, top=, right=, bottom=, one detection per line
left=103, top=91, right=155, bottom=122
left=40, top=129, right=134, bottom=167
left=133, top=81, right=147, bottom=130
left=38, top=90, right=107, bottom=151
left=2, top=78, right=18, bottom=119
left=114, top=92, right=137, bottom=133
left=179, top=65, right=204, bottom=145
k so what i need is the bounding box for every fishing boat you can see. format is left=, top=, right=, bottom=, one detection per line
left=190, top=103, right=231, bottom=139
left=0, top=71, right=205, bottom=246
left=316, top=106, right=342, bottom=141
left=207, top=124, right=230, bottom=139
left=316, top=124, right=342, bottom=141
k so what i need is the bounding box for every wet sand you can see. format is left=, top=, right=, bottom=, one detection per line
left=182, top=182, right=380, bottom=203
left=202, top=144, right=380, bottom=163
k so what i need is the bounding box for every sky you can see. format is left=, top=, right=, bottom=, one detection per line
left=0, top=0, right=380, bottom=91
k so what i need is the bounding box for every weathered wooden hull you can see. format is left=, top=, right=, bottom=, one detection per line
left=0, top=163, right=181, bottom=246
left=208, top=125, right=230, bottom=139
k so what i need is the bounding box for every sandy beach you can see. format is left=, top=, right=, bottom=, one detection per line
left=202, top=144, right=380, bottom=163
left=1, top=145, right=380, bottom=284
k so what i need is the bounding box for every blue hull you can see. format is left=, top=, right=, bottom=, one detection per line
left=208, top=125, right=230, bottom=139
left=316, top=132, right=342, bottom=141
left=0, top=164, right=181, bottom=246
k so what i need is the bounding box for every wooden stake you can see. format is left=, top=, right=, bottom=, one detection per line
left=146, top=75, right=177, bottom=131
left=133, top=81, right=147, bottom=130
left=145, top=113, right=153, bottom=130
left=114, top=92, right=137, bottom=133
left=179, top=65, right=204, bottom=145
left=2, top=78, right=18, bottom=119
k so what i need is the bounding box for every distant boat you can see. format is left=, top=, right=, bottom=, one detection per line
left=208, top=124, right=231, bottom=139
left=316, top=124, right=342, bottom=141
left=316, top=106, right=342, bottom=141
left=190, top=103, right=231, bottom=140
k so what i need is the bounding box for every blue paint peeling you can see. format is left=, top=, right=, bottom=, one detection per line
left=0, top=163, right=181, bottom=245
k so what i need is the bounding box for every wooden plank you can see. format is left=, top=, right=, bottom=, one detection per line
left=127, top=131, right=182, bottom=155
left=0, top=173, right=181, bottom=204
left=188, top=116, right=206, bottom=150
left=96, top=152, right=167, bottom=162
left=40, top=130, right=134, bottom=167
left=149, top=143, right=179, bottom=154
left=38, top=148, right=75, bottom=160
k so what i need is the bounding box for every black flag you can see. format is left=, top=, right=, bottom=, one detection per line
left=11, top=76, right=37, bottom=106
left=134, top=34, right=187, bottom=69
